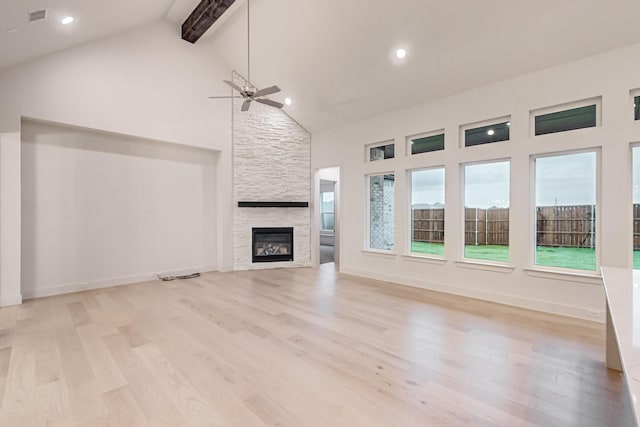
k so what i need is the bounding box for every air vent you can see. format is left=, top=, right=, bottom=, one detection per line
left=29, top=9, right=48, bottom=23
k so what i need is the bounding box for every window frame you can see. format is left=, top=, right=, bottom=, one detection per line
left=365, top=139, right=395, bottom=163
left=319, top=186, right=335, bottom=232
left=630, top=142, right=640, bottom=269
left=632, top=89, right=640, bottom=122
left=459, top=158, right=512, bottom=266
left=529, top=97, right=601, bottom=138
left=406, top=129, right=445, bottom=156
left=529, top=148, right=601, bottom=275
left=365, top=171, right=396, bottom=253
left=407, top=165, right=446, bottom=259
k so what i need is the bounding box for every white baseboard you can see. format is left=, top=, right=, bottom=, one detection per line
left=0, top=294, right=22, bottom=307
left=234, top=261, right=313, bottom=271
left=22, top=265, right=218, bottom=300
left=341, top=267, right=604, bottom=323
left=217, top=264, right=235, bottom=273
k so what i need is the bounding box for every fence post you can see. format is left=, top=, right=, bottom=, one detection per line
left=474, top=208, right=478, bottom=246
left=590, top=204, right=595, bottom=249
left=485, top=209, right=489, bottom=246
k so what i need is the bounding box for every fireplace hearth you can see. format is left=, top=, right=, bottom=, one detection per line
left=252, top=227, right=294, bottom=263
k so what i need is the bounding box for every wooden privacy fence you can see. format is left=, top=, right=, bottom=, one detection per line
left=632, top=204, right=640, bottom=250
left=537, top=205, right=595, bottom=249
left=465, top=207, right=509, bottom=246
left=413, top=205, right=599, bottom=248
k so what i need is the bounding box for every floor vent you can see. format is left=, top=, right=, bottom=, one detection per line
left=29, top=9, right=47, bottom=23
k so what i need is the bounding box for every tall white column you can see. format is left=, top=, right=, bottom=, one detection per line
left=0, top=132, right=22, bottom=306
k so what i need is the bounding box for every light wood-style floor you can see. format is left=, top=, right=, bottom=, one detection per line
left=0, top=264, right=632, bottom=426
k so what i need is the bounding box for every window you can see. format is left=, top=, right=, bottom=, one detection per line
left=635, top=96, right=640, bottom=121
left=633, top=147, right=640, bottom=269
left=534, top=105, right=597, bottom=136
left=368, top=142, right=394, bottom=161
left=464, top=120, right=510, bottom=147
left=368, top=174, right=395, bottom=251
left=534, top=151, right=597, bottom=271
left=320, top=185, right=335, bottom=231
left=409, top=132, right=445, bottom=155
left=410, top=168, right=445, bottom=256
left=463, top=161, right=510, bottom=262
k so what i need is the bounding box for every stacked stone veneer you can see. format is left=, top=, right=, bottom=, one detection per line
left=370, top=175, right=395, bottom=250
left=232, top=72, right=311, bottom=270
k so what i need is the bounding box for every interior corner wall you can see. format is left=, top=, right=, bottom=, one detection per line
left=231, top=74, right=312, bottom=270
left=21, top=120, right=218, bottom=298
left=311, top=42, right=640, bottom=321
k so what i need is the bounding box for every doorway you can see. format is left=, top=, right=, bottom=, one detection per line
left=316, top=167, right=340, bottom=268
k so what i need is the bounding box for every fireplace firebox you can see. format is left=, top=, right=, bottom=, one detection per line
left=252, top=227, right=294, bottom=263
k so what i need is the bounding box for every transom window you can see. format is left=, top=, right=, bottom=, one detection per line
left=367, top=141, right=394, bottom=162
left=463, top=119, right=510, bottom=147
left=409, top=132, right=445, bottom=155
left=534, top=105, right=597, bottom=136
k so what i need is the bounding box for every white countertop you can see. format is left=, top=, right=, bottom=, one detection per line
left=601, top=267, right=640, bottom=425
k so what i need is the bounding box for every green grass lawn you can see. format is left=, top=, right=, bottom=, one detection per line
left=634, top=251, right=640, bottom=270
left=412, top=241, right=597, bottom=271
left=535, top=246, right=595, bottom=271
left=465, top=245, right=510, bottom=263
left=410, top=241, right=445, bottom=256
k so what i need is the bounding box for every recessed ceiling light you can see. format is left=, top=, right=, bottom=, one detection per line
left=62, top=16, right=74, bottom=25
left=284, top=98, right=292, bottom=106
left=396, top=48, right=407, bottom=59
left=6, top=27, right=19, bottom=34
left=487, top=129, right=495, bottom=136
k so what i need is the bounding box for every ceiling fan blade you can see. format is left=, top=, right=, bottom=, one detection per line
left=223, top=80, right=244, bottom=93
left=255, top=98, right=284, bottom=109
left=241, top=100, right=252, bottom=111
left=253, top=85, right=281, bottom=97
left=208, top=96, right=243, bottom=99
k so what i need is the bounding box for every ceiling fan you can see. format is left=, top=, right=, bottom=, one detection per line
left=209, top=0, right=284, bottom=112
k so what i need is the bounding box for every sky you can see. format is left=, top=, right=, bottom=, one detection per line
left=535, top=152, right=595, bottom=206
left=411, top=153, right=598, bottom=209
left=634, top=147, right=640, bottom=203
left=411, top=168, right=445, bottom=205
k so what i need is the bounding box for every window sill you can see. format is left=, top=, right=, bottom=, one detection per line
left=361, top=249, right=397, bottom=259
left=454, top=260, right=515, bottom=274
left=524, top=267, right=602, bottom=285
left=402, top=254, right=447, bottom=265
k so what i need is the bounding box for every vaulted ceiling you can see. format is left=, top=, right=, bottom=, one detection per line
left=3, top=0, right=640, bottom=132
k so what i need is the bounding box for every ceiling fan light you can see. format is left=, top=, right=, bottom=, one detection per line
left=285, top=98, right=292, bottom=106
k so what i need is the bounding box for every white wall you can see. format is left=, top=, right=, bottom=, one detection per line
left=0, top=20, right=232, bottom=147
left=312, top=42, right=640, bottom=321
left=0, top=19, right=237, bottom=303
left=21, top=120, right=218, bottom=298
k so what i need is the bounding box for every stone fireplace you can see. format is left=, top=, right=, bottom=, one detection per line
left=231, top=72, right=311, bottom=270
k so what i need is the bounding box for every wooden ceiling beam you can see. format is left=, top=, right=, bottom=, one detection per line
left=182, top=0, right=236, bottom=44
